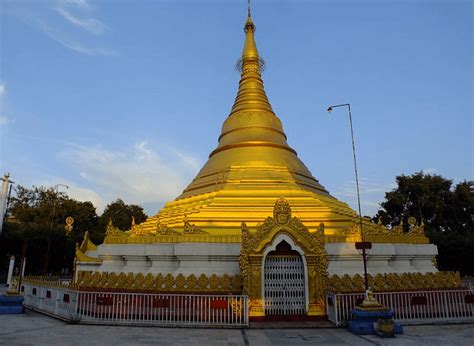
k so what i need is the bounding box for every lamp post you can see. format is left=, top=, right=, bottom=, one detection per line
left=326, top=103, right=371, bottom=291
left=0, top=173, right=15, bottom=236
left=43, top=183, right=69, bottom=274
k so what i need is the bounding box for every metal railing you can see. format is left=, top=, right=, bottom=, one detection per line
left=462, top=279, right=474, bottom=292
left=22, top=283, right=249, bottom=327
left=326, top=290, right=474, bottom=326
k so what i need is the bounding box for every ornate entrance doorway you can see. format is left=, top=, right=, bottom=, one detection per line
left=239, top=198, right=328, bottom=318
left=264, top=241, right=306, bottom=315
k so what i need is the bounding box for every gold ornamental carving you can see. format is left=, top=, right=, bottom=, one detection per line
left=74, top=271, right=241, bottom=293
left=156, top=222, right=179, bottom=235
left=239, top=197, right=328, bottom=317
left=327, top=271, right=462, bottom=293
left=64, top=216, right=74, bottom=234
left=333, top=217, right=430, bottom=244
left=183, top=215, right=208, bottom=235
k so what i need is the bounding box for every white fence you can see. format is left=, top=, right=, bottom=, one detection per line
left=22, top=284, right=79, bottom=321
left=326, top=290, right=474, bottom=326
left=22, top=283, right=249, bottom=327
left=462, top=279, right=474, bottom=292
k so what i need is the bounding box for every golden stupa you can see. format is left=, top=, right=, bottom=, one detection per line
left=136, top=14, right=358, bottom=238
left=74, top=11, right=440, bottom=320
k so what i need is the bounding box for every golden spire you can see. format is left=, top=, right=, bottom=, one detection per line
left=175, top=10, right=329, bottom=200
left=230, top=10, right=273, bottom=116
left=242, top=15, right=258, bottom=60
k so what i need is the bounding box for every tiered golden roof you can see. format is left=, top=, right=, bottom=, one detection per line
left=135, top=13, right=361, bottom=237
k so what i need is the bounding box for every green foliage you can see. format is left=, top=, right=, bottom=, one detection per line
left=0, top=185, right=99, bottom=276
left=95, top=199, right=147, bottom=242
left=1, top=187, right=149, bottom=278
left=375, top=172, right=474, bottom=275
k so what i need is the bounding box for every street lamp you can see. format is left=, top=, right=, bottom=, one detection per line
left=43, top=183, right=69, bottom=274
left=327, top=103, right=372, bottom=291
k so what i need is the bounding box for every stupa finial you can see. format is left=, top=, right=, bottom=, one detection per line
left=230, top=6, right=271, bottom=116
left=242, top=7, right=258, bottom=62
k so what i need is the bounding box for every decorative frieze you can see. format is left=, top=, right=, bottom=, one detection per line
left=75, top=271, right=242, bottom=293
left=103, top=219, right=237, bottom=245
left=327, top=217, right=430, bottom=244
left=327, top=271, right=461, bottom=293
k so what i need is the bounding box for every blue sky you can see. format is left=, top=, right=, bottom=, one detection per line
left=0, top=0, right=472, bottom=216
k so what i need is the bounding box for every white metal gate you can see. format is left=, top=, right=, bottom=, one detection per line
left=264, top=255, right=306, bottom=315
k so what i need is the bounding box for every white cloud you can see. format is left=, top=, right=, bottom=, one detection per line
left=59, top=0, right=91, bottom=9
left=333, top=177, right=396, bottom=217
left=55, top=7, right=107, bottom=35
left=33, top=177, right=105, bottom=212
left=66, top=183, right=104, bottom=211
left=37, top=18, right=115, bottom=56
left=0, top=116, right=11, bottom=126
left=59, top=141, right=201, bottom=214
left=422, top=168, right=437, bottom=174
left=335, top=178, right=395, bottom=198
left=7, top=1, right=114, bottom=56
left=0, top=82, right=11, bottom=126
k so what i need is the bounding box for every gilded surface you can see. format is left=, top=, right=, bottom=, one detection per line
left=327, top=271, right=462, bottom=293
left=156, top=222, right=180, bottom=235
left=101, top=217, right=430, bottom=245
left=110, top=12, right=367, bottom=240
left=64, top=216, right=74, bottom=234
left=183, top=216, right=208, bottom=235
left=79, top=231, right=97, bottom=253
left=76, top=231, right=100, bottom=263
left=327, top=217, right=429, bottom=244
left=74, top=271, right=241, bottom=292
left=103, top=219, right=239, bottom=245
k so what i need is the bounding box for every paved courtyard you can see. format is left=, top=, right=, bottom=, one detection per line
left=0, top=310, right=473, bottom=345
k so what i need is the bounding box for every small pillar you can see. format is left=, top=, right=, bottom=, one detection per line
left=248, top=255, right=265, bottom=318
left=21, top=258, right=26, bottom=277
left=6, top=255, right=15, bottom=287
left=1, top=254, right=24, bottom=315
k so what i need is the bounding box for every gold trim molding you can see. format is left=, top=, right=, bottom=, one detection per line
left=75, top=271, right=241, bottom=292
left=101, top=217, right=430, bottom=245
left=75, top=231, right=101, bottom=263
left=103, top=218, right=244, bottom=245
left=327, top=271, right=461, bottom=293
left=326, top=217, right=430, bottom=244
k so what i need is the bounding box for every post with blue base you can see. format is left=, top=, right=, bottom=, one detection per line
left=348, top=289, right=403, bottom=337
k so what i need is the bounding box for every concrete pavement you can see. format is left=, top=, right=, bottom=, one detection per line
left=0, top=310, right=473, bottom=345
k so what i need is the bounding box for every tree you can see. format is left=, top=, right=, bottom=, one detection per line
left=96, top=199, right=147, bottom=242
left=0, top=185, right=99, bottom=276
left=0, top=187, right=149, bottom=278
left=375, top=172, right=474, bottom=275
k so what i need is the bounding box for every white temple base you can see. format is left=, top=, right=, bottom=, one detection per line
left=77, top=242, right=438, bottom=276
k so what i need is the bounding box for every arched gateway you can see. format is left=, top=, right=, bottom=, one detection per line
left=263, top=238, right=307, bottom=316
left=239, top=198, right=328, bottom=319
